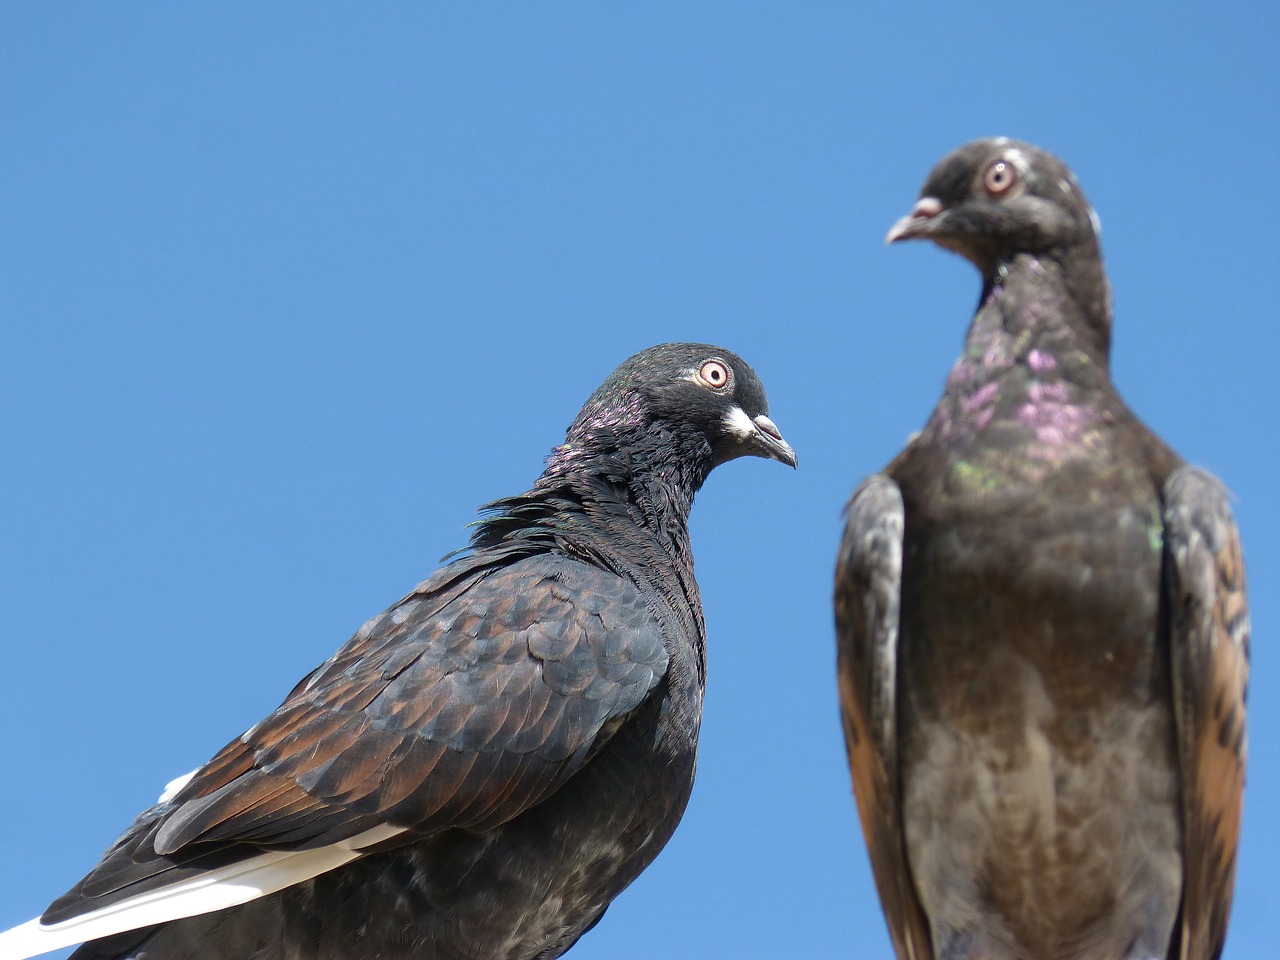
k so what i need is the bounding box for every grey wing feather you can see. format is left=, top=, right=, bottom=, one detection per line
left=834, top=474, right=931, bottom=960
left=1162, top=466, right=1249, bottom=960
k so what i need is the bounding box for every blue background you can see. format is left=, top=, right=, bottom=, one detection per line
left=1, top=4, right=1276, bottom=957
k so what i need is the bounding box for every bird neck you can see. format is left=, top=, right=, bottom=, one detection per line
left=977, top=245, right=1113, bottom=365
left=544, top=427, right=711, bottom=537
left=472, top=426, right=711, bottom=578
left=929, top=250, right=1119, bottom=453
left=470, top=430, right=711, bottom=659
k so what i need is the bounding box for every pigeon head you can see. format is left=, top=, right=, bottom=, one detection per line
left=564, top=343, right=796, bottom=473
left=886, top=138, right=1102, bottom=278
left=474, top=343, right=793, bottom=556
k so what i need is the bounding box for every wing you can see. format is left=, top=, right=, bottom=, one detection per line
left=22, top=552, right=668, bottom=953
left=1162, top=466, right=1249, bottom=960
left=834, top=475, right=931, bottom=960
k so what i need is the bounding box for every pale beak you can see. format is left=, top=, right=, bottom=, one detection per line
left=750, top=414, right=797, bottom=468
left=885, top=196, right=945, bottom=244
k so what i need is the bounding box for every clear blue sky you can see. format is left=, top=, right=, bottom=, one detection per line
left=1, top=4, right=1276, bottom=958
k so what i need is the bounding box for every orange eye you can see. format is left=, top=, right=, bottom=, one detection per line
left=698, top=359, right=731, bottom=390
left=983, top=159, right=1018, bottom=196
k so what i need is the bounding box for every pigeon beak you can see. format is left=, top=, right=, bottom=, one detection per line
left=749, top=414, right=798, bottom=469
left=886, top=196, right=945, bottom=244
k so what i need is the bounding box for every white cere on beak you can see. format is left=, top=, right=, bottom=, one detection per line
left=909, top=196, right=943, bottom=219
left=722, top=404, right=757, bottom=440
left=886, top=196, right=944, bottom=244
left=752, top=414, right=783, bottom=441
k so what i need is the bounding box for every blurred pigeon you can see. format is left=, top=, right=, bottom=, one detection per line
left=835, top=139, right=1248, bottom=960
left=0, top=342, right=795, bottom=960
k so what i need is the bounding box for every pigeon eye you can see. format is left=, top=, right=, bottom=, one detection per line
left=983, top=159, right=1018, bottom=196
left=697, top=359, right=732, bottom=391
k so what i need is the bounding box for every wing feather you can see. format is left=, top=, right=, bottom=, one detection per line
left=1162, top=466, right=1249, bottom=960
left=834, top=474, right=932, bottom=960
left=35, top=552, right=668, bottom=945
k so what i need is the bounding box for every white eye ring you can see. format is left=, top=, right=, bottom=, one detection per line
left=696, top=359, right=732, bottom=391
left=983, top=159, right=1018, bottom=196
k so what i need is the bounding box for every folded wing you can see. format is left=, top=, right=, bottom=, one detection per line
left=834, top=475, right=931, bottom=960
left=1162, top=467, right=1249, bottom=960
left=5, top=552, right=666, bottom=957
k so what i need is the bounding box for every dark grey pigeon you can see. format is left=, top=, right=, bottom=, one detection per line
left=0, top=342, right=795, bottom=960
left=835, top=139, right=1248, bottom=960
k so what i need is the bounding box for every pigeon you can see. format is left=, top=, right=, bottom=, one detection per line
left=835, top=139, right=1248, bottom=960
left=0, top=342, right=796, bottom=960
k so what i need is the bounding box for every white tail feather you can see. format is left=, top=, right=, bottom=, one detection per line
left=0, top=824, right=405, bottom=960
left=156, top=769, right=199, bottom=805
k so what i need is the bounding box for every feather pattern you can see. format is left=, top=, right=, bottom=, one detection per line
left=1163, top=468, right=1249, bottom=960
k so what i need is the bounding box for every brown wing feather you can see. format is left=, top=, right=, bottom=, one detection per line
left=835, top=475, right=932, bottom=960
left=1162, top=466, right=1250, bottom=960
left=45, top=553, right=667, bottom=925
